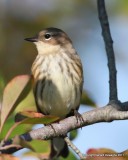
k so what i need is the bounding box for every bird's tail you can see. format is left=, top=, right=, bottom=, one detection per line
left=50, top=137, right=69, bottom=159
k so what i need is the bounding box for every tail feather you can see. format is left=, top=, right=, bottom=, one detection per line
left=50, top=137, right=69, bottom=159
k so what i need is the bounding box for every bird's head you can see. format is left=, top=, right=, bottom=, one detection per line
left=25, top=27, right=73, bottom=55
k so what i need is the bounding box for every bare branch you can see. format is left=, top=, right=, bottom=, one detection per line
left=1, top=101, right=128, bottom=154
left=97, top=0, right=118, bottom=101
left=64, top=136, right=85, bottom=159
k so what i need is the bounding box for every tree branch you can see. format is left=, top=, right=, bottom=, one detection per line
left=97, top=0, right=118, bottom=101
left=64, top=136, right=85, bottom=159
left=1, top=101, right=128, bottom=154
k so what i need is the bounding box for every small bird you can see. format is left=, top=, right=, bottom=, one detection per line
left=25, top=27, right=83, bottom=159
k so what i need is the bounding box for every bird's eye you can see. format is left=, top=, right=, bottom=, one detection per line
left=44, top=33, right=51, bottom=40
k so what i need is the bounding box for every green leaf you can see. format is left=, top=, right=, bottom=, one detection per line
left=81, top=90, right=96, bottom=107
left=15, top=111, right=59, bottom=125
left=26, top=140, right=50, bottom=153
left=23, top=140, right=50, bottom=159
left=0, top=115, right=14, bottom=140
left=69, top=130, right=78, bottom=140
left=13, top=136, right=35, bottom=152
left=0, top=114, right=32, bottom=140
left=0, top=75, right=31, bottom=132
left=14, top=89, right=36, bottom=114
left=18, top=115, right=59, bottom=125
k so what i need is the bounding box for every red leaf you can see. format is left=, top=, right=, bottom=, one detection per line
left=0, top=75, right=31, bottom=132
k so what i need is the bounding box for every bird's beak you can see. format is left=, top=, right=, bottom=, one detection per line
left=24, top=36, right=38, bottom=42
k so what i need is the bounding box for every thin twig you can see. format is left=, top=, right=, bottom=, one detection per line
left=64, top=136, right=86, bottom=159
left=0, top=144, right=22, bottom=151
left=97, top=0, right=118, bottom=101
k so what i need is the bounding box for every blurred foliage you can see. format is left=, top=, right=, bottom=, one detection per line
left=69, top=130, right=78, bottom=141
left=81, top=90, right=96, bottom=107
left=0, top=154, right=20, bottom=160
left=26, top=140, right=50, bottom=153
left=0, top=73, right=5, bottom=101
left=114, top=0, right=128, bottom=15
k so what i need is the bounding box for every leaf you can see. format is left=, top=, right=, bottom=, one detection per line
left=0, top=114, right=32, bottom=140
left=15, top=111, right=44, bottom=122
left=15, top=111, right=59, bottom=124
left=69, top=130, right=78, bottom=140
left=0, top=75, right=31, bottom=132
left=81, top=90, right=96, bottom=107
left=1, top=112, right=59, bottom=141
left=1, top=111, right=59, bottom=141
left=12, top=136, right=35, bottom=152
left=22, top=140, right=50, bottom=160
left=0, top=154, right=19, bottom=160
left=24, top=140, right=50, bottom=153
left=19, top=115, right=59, bottom=125
left=14, top=88, right=36, bottom=114
left=0, top=115, right=14, bottom=140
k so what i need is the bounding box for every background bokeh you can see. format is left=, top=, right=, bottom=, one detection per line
left=1, top=0, right=128, bottom=159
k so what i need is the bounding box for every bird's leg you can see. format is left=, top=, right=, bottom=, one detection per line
left=73, top=110, right=84, bottom=127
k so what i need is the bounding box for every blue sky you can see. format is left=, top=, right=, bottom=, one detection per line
left=74, top=16, right=128, bottom=154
